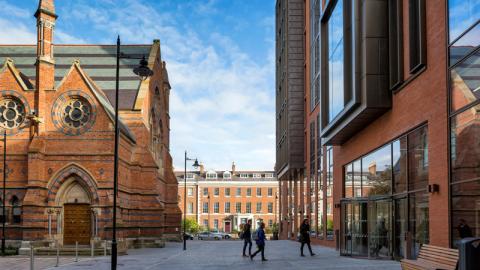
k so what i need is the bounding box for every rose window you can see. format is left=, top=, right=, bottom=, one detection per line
left=61, top=97, right=92, bottom=128
left=0, top=97, right=26, bottom=129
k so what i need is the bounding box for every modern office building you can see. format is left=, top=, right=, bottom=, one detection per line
left=177, top=164, right=278, bottom=232
left=0, top=0, right=181, bottom=247
left=276, top=0, right=479, bottom=260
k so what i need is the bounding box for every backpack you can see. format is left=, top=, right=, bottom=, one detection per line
left=252, top=229, right=259, bottom=241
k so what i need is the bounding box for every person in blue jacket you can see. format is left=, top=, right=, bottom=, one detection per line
left=250, top=222, right=267, bottom=261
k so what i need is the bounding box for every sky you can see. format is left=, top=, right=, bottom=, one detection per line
left=0, top=0, right=276, bottom=171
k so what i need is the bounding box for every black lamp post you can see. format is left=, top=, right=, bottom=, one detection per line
left=1, top=130, right=5, bottom=256
left=111, top=36, right=154, bottom=270
left=183, top=152, right=199, bottom=251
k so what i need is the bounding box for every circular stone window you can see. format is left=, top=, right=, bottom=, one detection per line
left=61, top=97, right=91, bottom=128
left=0, top=96, right=26, bottom=129
left=52, top=91, right=97, bottom=135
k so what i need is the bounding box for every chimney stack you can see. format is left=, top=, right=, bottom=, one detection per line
left=199, top=163, right=204, bottom=174
left=231, top=162, right=236, bottom=175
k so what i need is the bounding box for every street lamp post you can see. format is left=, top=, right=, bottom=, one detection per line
left=207, top=194, right=211, bottom=233
left=111, top=36, right=154, bottom=270
left=183, top=152, right=199, bottom=251
left=1, top=130, right=6, bottom=256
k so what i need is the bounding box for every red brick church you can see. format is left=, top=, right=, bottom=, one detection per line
left=0, top=0, right=181, bottom=248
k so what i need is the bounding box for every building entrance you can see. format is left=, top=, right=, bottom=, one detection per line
left=341, top=199, right=393, bottom=259
left=63, top=203, right=91, bottom=245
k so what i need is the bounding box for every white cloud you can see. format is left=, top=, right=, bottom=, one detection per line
left=0, top=18, right=36, bottom=44
left=2, top=0, right=276, bottom=171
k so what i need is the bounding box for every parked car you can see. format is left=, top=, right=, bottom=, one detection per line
left=221, top=232, right=232, bottom=239
left=197, top=232, right=222, bottom=240
left=184, top=233, right=194, bottom=240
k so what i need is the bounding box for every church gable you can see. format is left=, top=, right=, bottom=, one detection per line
left=0, top=59, right=34, bottom=91
left=51, top=61, right=135, bottom=141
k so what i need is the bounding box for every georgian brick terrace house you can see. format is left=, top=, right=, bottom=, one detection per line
left=0, top=0, right=181, bottom=247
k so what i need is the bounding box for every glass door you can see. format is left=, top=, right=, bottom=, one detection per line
left=393, top=197, right=407, bottom=260
left=368, top=199, right=392, bottom=259
left=341, top=201, right=352, bottom=255
left=352, top=201, right=369, bottom=257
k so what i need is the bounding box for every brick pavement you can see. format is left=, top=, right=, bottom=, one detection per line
left=0, top=240, right=401, bottom=270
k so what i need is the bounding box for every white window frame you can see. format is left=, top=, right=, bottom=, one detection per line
left=264, top=173, right=274, bottom=178
left=240, top=173, right=249, bottom=178
left=187, top=187, right=193, bottom=197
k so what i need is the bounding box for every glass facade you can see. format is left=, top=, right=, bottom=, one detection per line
left=341, top=126, right=429, bottom=259
left=327, top=0, right=345, bottom=121
left=448, top=0, right=480, bottom=248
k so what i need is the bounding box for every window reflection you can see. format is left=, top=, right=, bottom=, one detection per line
left=353, top=159, right=362, bottom=197
left=345, top=163, right=353, bottom=198
left=393, top=138, right=407, bottom=193
left=408, top=127, right=429, bottom=191
left=449, top=22, right=480, bottom=66
left=450, top=50, right=480, bottom=112
left=451, top=104, right=480, bottom=183
left=449, top=0, right=480, bottom=43
left=409, top=192, right=429, bottom=259
left=451, top=180, right=480, bottom=247
left=328, top=0, right=344, bottom=121
left=362, top=145, right=392, bottom=197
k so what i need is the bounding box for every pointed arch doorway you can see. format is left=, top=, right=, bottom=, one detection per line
left=57, top=176, right=92, bottom=245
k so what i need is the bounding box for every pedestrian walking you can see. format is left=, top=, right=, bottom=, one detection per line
left=250, top=222, right=267, bottom=261
left=242, top=219, right=253, bottom=257
left=299, top=218, right=315, bottom=257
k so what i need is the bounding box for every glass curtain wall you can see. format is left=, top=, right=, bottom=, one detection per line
left=327, top=0, right=345, bottom=121
left=341, top=126, right=429, bottom=259
left=448, top=0, right=480, bottom=248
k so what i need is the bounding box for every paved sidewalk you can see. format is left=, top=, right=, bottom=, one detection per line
left=0, top=240, right=401, bottom=270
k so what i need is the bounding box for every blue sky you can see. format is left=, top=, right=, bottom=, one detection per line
left=0, top=0, right=276, bottom=171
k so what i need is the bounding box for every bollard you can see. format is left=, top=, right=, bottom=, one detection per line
left=104, top=240, right=107, bottom=256
left=30, top=246, right=34, bottom=270
left=91, top=241, right=94, bottom=257
left=55, top=241, right=59, bottom=267
left=75, top=241, right=78, bottom=262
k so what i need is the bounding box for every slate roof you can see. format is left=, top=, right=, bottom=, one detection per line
left=0, top=44, right=153, bottom=110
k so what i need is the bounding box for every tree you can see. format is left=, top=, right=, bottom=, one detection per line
left=181, top=218, right=201, bottom=234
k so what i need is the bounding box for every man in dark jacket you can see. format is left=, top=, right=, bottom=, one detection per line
left=242, top=219, right=252, bottom=256
left=300, top=218, right=315, bottom=256
left=250, top=222, right=267, bottom=261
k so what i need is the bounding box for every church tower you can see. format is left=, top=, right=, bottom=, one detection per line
left=34, top=0, right=57, bottom=131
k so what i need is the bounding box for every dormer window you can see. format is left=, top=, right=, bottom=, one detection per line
left=253, top=173, right=262, bottom=178
left=206, top=171, right=217, bottom=179
left=240, top=173, right=249, bottom=178
left=186, top=173, right=195, bottom=179
left=223, top=171, right=231, bottom=179
left=264, top=173, right=274, bottom=178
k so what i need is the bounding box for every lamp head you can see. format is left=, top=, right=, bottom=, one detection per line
left=133, top=56, right=154, bottom=81
left=192, top=159, right=200, bottom=168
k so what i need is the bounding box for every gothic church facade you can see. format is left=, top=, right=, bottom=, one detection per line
left=0, top=0, right=180, bottom=246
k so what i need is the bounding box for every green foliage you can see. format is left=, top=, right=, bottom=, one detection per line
left=181, top=218, right=201, bottom=234
left=272, top=222, right=279, bottom=233
left=327, top=219, right=334, bottom=231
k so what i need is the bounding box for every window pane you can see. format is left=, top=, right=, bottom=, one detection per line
left=408, top=126, right=429, bottom=191
left=449, top=22, right=480, bottom=66
left=362, top=145, right=392, bottom=197
left=449, top=0, right=480, bottom=43
left=450, top=50, right=480, bottom=112
left=328, top=0, right=345, bottom=122
left=345, top=163, right=353, bottom=198
left=451, top=180, right=480, bottom=247
left=408, top=191, right=429, bottom=259
left=451, top=104, right=480, bottom=183
left=353, top=159, right=362, bottom=197
left=392, top=138, right=408, bottom=193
